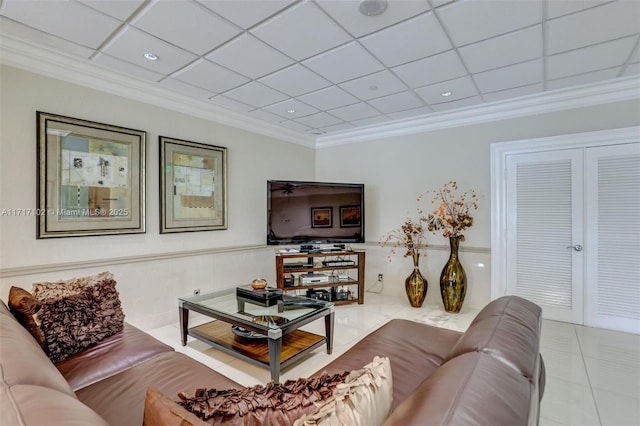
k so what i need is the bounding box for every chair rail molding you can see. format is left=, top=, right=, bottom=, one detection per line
left=0, top=244, right=268, bottom=278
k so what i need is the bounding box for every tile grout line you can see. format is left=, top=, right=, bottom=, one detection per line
left=574, top=324, right=603, bottom=426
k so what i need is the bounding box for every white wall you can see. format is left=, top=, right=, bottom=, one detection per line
left=317, top=98, right=640, bottom=309
left=0, top=65, right=316, bottom=328
left=2, top=64, right=639, bottom=324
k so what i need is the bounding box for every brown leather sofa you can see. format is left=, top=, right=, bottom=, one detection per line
left=1, top=295, right=544, bottom=425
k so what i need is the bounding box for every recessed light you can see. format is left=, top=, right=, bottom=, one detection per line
left=286, top=109, right=296, bottom=114
left=143, top=52, right=158, bottom=61
left=441, top=91, right=452, bottom=97
left=359, top=0, right=388, bottom=16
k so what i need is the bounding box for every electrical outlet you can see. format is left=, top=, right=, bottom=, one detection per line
left=377, top=273, right=383, bottom=282
left=193, top=288, right=200, bottom=296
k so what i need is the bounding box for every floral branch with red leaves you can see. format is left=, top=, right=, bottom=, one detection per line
left=421, top=181, right=479, bottom=242
left=378, top=215, right=427, bottom=261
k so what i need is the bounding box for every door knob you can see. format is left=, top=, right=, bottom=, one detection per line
left=566, top=244, right=583, bottom=252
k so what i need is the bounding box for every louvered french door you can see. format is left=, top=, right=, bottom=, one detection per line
left=584, top=143, right=640, bottom=333
left=505, top=149, right=584, bottom=324
left=500, top=140, right=640, bottom=333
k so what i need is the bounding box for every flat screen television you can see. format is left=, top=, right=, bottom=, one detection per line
left=267, top=180, right=364, bottom=245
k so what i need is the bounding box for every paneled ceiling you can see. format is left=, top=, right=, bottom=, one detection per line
left=1, top=0, right=639, bottom=140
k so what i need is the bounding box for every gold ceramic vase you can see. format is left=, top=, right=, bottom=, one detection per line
left=440, top=236, right=466, bottom=313
left=405, top=253, right=427, bottom=308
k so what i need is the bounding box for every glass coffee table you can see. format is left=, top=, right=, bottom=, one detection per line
left=178, top=288, right=334, bottom=382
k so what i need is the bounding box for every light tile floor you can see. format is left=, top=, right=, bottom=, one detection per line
left=145, top=292, right=640, bottom=426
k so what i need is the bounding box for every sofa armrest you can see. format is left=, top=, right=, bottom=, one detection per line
left=384, top=352, right=535, bottom=426
left=444, top=296, right=543, bottom=382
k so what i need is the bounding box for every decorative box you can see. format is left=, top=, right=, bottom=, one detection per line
left=236, top=285, right=283, bottom=308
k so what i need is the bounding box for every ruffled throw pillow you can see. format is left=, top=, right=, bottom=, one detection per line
left=32, top=271, right=125, bottom=362
left=176, top=372, right=348, bottom=425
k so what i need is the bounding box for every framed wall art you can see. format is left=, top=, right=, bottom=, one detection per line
left=340, top=206, right=361, bottom=227
left=36, top=111, right=146, bottom=239
left=160, top=136, right=227, bottom=233
left=311, top=207, right=332, bottom=228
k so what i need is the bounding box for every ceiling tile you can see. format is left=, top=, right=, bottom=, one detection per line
left=459, top=25, right=542, bottom=74
left=360, top=12, right=451, bottom=67
left=79, top=0, right=144, bottom=21
left=388, top=105, right=435, bottom=120
left=482, top=83, right=543, bottom=103
left=132, top=1, right=241, bottom=55
left=431, top=95, right=482, bottom=111
left=102, top=26, right=198, bottom=74
left=206, top=34, right=294, bottom=79
left=251, top=1, right=352, bottom=60
left=261, top=99, right=320, bottom=119
left=303, top=41, right=385, bottom=84
left=350, top=115, right=391, bottom=127
left=547, top=1, right=640, bottom=55
left=247, top=109, right=286, bottom=123
left=546, top=0, right=609, bottom=19
left=339, top=70, right=407, bottom=100
left=171, top=58, right=249, bottom=93
left=0, top=17, right=96, bottom=58
left=278, top=120, right=313, bottom=132
left=437, top=0, right=542, bottom=46
left=367, top=91, right=424, bottom=114
left=415, top=76, right=478, bottom=105
left=196, top=0, right=296, bottom=29
left=297, top=86, right=360, bottom=110
left=547, top=36, right=637, bottom=80
left=259, top=64, right=331, bottom=97
left=160, top=77, right=216, bottom=100
left=474, top=59, right=543, bottom=94
left=318, top=122, right=354, bottom=133
left=1, top=0, right=121, bottom=49
left=294, top=112, right=344, bottom=128
left=546, top=68, right=621, bottom=91
left=223, top=81, right=289, bottom=108
left=623, top=62, right=640, bottom=76
left=431, top=0, right=454, bottom=7
left=316, top=0, right=431, bottom=38
left=93, top=52, right=164, bottom=81
left=392, top=50, right=467, bottom=89
left=207, top=95, right=254, bottom=112
left=328, top=102, right=380, bottom=121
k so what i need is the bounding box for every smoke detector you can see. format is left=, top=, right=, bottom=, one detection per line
left=359, top=0, right=388, bottom=16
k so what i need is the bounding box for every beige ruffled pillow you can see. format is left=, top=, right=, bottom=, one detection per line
left=294, top=356, right=393, bottom=426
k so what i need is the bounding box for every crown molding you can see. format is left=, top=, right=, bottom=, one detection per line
left=0, top=35, right=316, bottom=148
left=316, top=75, right=640, bottom=148
left=2, top=35, right=638, bottom=149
